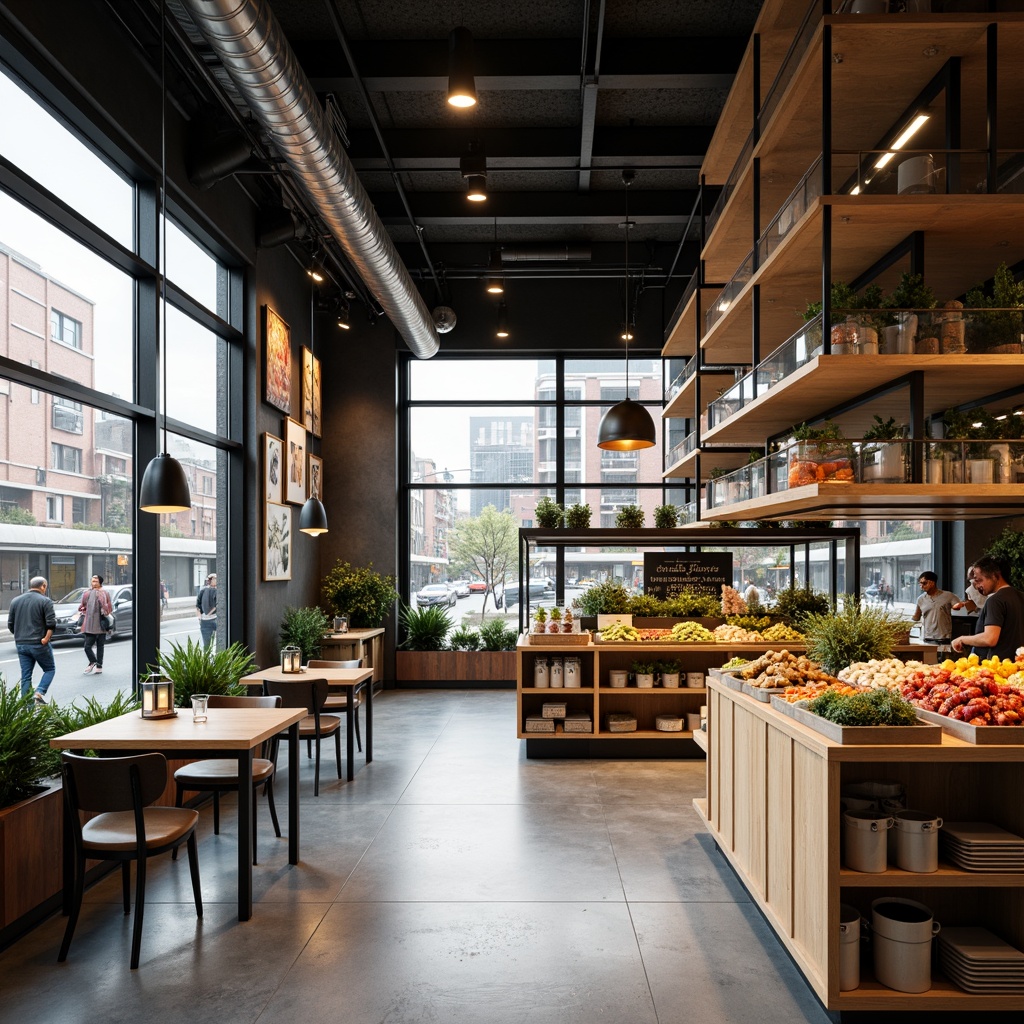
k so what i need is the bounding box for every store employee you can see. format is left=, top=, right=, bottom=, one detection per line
left=950, top=556, right=1024, bottom=661
left=912, top=572, right=954, bottom=645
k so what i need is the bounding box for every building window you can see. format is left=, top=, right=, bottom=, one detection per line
left=45, top=494, right=64, bottom=522
left=202, top=475, right=213, bottom=495
left=52, top=395, right=84, bottom=433
left=50, top=442, right=82, bottom=473
left=71, top=496, right=85, bottom=523
left=50, top=309, right=82, bottom=349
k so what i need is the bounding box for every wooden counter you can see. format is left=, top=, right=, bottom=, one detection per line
left=700, top=676, right=1024, bottom=1012
left=319, top=627, right=385, bottom=685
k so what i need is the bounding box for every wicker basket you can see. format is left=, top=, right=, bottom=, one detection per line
left=527, top=631, right=591, bottom=646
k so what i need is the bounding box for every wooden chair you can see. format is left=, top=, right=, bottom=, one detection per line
left=59, top=752, right=202, bottom=970
left=308, top=658, right=363, bottom=752
left=263, top=678, right=341, bottom=796
left=172, top=694, right=282, bottom=865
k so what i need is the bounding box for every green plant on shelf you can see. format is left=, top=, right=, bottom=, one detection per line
left=965, top=263, right=1024, bottom=353
left=653, top=504, right=679, bottom=528
left=615, top=504, right=645, bottom=528
left=631, top=661, right=656, bottom=675
left=534, top=496, right=564, bottom=529
left=564, top=502, right=592, bottom=529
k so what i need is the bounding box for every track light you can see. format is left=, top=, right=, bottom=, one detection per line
left=447, top=27, right=477, bottom=109
left=336, top=306, right=351, bottom=330
left=461, top=141, right=487, bottom=202
left=496, top=302, right=510, bottom=339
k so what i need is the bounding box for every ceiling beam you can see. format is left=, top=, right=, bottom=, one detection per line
left=296, top=36, right=746, bottom=92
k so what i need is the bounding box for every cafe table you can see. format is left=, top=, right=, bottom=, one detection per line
left=50, top=705, right=305, bottom=921
left=239, top=665, right=373, bottom=781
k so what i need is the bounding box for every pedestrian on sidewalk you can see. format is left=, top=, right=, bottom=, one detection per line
left=7, top=576, right=56, bottom=702
left=196, top=573, right=217, bottom=648
left=78, top=574, right=113, bottom=675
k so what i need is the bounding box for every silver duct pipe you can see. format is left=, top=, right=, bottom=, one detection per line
left=500, top=245, right=592, bottom=262
left=181, top=0, right=439, bottom=358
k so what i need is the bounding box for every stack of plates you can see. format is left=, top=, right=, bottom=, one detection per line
left=941, top=822, right=1024, bottom=872
left=938, top=928, right=1024, bottom=993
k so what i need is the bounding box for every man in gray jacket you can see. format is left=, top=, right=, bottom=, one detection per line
left=8, top=576, right=56, bottom=702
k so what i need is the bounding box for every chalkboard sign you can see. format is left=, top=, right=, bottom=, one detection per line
left=643, top=553, right=733, bottom=600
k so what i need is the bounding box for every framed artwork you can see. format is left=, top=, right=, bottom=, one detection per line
left=308, top=453, right=323, bottom=500
left=264, top=502, right=292, bottom=581
left=284, top=417, right=306, bottom=504
left=263, top=432, right=283, bottom=504
left=302, top=346, right=322, bottom=438
left=263, top=305, right=291, bottom=413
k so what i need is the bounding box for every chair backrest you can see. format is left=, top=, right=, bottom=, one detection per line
left=308, top=658, right=362, bottom=669
left=264, top=678, right=329, bottom=716
left=208, top=694, right=282, bottom=709
left=61, top=751, right=167, bottom=814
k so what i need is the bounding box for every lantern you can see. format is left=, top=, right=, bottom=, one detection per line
left=280, top=645, right=302, bottom=673
left=140, top=672, right=176, bottom=719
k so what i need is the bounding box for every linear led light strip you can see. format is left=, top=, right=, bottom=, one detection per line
left=850, top=114, right=930, bottom=194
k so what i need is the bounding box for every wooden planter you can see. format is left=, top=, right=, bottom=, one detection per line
left=0, top=781, right=63, bottom=933
left=396, top=650, right=516, bottom=685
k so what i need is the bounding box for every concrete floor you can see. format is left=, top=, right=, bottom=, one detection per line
left=0, top=690, right=832, bottom=1024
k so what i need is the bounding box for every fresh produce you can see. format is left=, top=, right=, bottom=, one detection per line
left=669, top=621, right=715, bottom=643
left=838, top=658, right=931, bottom=690
left=807, top=687, right=918, bottom=727
left=597, top=623, right=640, bottom=642
left=901, top=667, right=1024, bottom=725
left=938, top=653, right=1020, bottom=686
left=713, top=623, right=764, bottom=643
left=721, top=584, right=747, bottom=616
left=725, top=615, right=771, bottom=630
left=761, top=622, right=804, bottom=643
left=721, top=656, right=750, bottom=670
left=740, top=649, right=839, bottom=689
left=635, top=628, right=673, bottom=641
left=777, top=681, right=862, bottom=703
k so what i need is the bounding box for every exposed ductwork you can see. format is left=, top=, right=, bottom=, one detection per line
left=180, top=0, right=439, bottom=358
left=500, top=245, right=592, bottom=263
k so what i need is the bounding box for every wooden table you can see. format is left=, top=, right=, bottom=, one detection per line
left=50, top=706, right=305, bottom=921
left=239, top=666, right=374, bottom=781
left=319, top=628, right=385, bottom=684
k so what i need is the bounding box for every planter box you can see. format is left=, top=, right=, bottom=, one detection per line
left=0, top=781, right=63, bottom=932
left=396, top=650, right=516, bottom=684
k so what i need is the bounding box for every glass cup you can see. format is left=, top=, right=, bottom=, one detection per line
left=191, top=693, right=209, bottom=723
left=334, top=615, right=349, bottom=634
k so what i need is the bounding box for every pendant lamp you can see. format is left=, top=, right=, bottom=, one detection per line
left=447, top=27, right=477, bottom=109
left=597, top=171, right=656, bottom=452
left=140, top=0, right=191, bottom=513
left=300, top=269, right=328, bottom=536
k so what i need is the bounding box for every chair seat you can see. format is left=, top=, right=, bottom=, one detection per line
left=82, top=808, right=199, bottom=852
left=174, top=758, right=275, bottom=787
left=294, top=713, right=341, bottom=737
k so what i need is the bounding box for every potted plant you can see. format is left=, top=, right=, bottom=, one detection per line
left=534, top=496, right=564, bottom=529
left=564, top=502, right=592, bottom=529
left=279, top=605, right=330, bottom=663
left=532, top=606, right=548, bottom=634
left=879, top=273, right=936, bottom=354
left=631, top=660, right=656, bottom=688
left=657, top=659, right=682, bottom=689
left=800, top=596, right=905, bottom=675
left=654, top=504, right=679, bottom=528
left=547, top=606, right=563, bottom=633
left=151, top=639, right=257, bottom=707
left=942, top=407, right=999, bottom=484
left=861, top=415, right=907, bottom=483
left=615, top=504, right=645, bottom=528
left=965, top=263, right=1024, bottom=354
left=321, top=561, right=399, bottom=629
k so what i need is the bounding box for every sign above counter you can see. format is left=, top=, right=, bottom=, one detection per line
left=643, top=553, right=732, bottom=599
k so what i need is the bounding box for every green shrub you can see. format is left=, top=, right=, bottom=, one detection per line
left=322, top=561, right=399, bottom=628
left=447, top=626, right=481, bottom=651
left=534, top=496, right=564, bottom=529
left=627, top=594, right=664, bottom=616
left=572, top=581, right=631, bottom=616
left=0, top=683, right=59, bottom=807
left=564, top=503, right=592, bottom=529
left=771, top=586, right=830, bottom=623
left=800, top=597, right=904, bottom=676
left=148, top=639, right=256, bottom=708
left=400, top=604, right=452, bottom=651
left=615, top=505, right=645, bottom=528
left=662, top=592, right=720, bottom=617
left=280, top=606, right=330, bottom=662
left=477, top=619, right=519, bottom=651
left=653, top=504, right=679, bottom=528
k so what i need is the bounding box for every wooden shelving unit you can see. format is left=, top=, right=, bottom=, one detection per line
left=701, top=676, right=1024, bottom=1013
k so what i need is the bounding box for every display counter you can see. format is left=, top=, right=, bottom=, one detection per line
left=320, top=627, right=384, bottom=685
left=699, top=675, right=1024, bottom=1013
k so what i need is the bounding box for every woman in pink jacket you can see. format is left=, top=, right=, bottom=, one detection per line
left=77, top=574, right=113, bottom=675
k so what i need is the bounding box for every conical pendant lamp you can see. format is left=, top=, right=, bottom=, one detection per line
left=140, top=0, right=191, bottom=513
left=299, top=267, right=328, bottom=536
left=598, top=171, right=656, bottom=451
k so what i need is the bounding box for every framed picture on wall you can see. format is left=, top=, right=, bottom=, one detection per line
left=284, top=417, right=306, bottom=504
left=301, top=346, right=322, bottom=438
left=264, top=432, right=283, bottom=504
left=308, top=453, right=323, bottom=500
left=263, top=305, right=291, bottom=413
left=264, top=501, right=292, bottom=581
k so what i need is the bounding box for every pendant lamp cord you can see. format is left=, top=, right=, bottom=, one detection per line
left=309, top=270, right=319, bottom=499
left=623, top=174, right=630, bottom=400
left=159, top=0, right=168, bottom=455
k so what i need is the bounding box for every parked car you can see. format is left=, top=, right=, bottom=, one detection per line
left=51, top=583, right=134, bottom=641
left=496, top=578, right=555, bottom=609
left=416, top=583, right=457, bottom=608
left=452, top=580, right=471, bottom=598
left=467, top=580, right=489, bottom=593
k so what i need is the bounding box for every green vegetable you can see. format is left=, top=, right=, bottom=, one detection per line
left=721, top=656, right=750, bottom=670
left=807, top=687, right=918, bottom=727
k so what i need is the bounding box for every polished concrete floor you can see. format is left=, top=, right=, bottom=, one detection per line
left=1, top=690, right=832, bottom=1024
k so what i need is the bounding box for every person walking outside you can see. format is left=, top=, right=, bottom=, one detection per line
left=196, top=573, right=217, bottom=648
left=8, top=576, right=56, bottom=703
left=78, top=574, right=113, bottom=675
left=951, top=555, right=1024, bottom=661
left=912, top=571, right=955, bottom=647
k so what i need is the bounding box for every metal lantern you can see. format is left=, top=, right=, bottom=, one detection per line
left=140, top=671, right=176, bottom=719
left=281, top=645, right=302, bottom=673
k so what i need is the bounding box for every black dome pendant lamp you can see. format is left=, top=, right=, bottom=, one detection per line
left=597, top=171, right=656, bottom=451
left=139, top=0, right=191, bottom=514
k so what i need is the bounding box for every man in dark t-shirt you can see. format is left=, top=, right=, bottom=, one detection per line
left=951, top=555, right=1024, bottom=662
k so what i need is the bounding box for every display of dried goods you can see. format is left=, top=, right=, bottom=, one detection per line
left=669, top=621, right=716, bottom=643
left=761, top=622, right=805, bottom=643
left=838, top=658, right=932, bottom=690
left=901, top=667, right=1024, bottom=726
left=740, top=649, right=839, bottom=689
left=776, top=681, right=862, bottom=703
left=713, top=623, right=764, bottom=643
left=721, top=584, right=747, bottom=616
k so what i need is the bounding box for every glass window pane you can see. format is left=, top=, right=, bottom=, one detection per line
left=410, top=358, right=549, bottom=400
left=165, top=306, right=225, bottom=433
left=166, top=219, right=223, bottom=317
left=0, top=191, right=135, bottom=401
left=0, top=65, right=133, bottom=247
left=159, top=435, right=225, bottom=655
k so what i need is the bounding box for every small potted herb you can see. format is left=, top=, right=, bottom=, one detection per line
left=547, top=607, right=563, bottom=634
left=657, top=659, right=682, bottom=688
left=615, top=504, right=645, bottom=529
left=564, top=502, right=592, bottom=529
left=534, top=496, right=564, bottom=529
left=532, top=606, right=548, bottom=634
left=631, top=660, right=656, bottom=688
